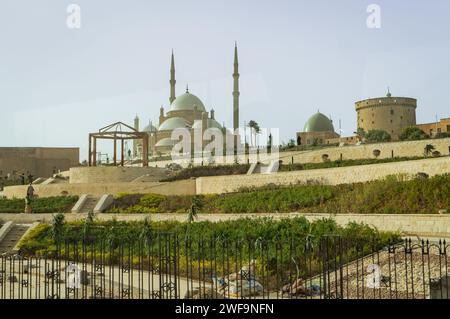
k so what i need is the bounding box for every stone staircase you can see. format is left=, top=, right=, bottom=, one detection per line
left=77, top=195, right=100, bottom=214
left=0, top=223, right=31, bottom=254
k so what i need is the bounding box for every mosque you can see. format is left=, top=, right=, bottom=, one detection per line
left=133, top=45, right=241, bottom=158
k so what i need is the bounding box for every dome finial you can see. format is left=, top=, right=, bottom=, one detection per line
left=186, top=84, right=189, bottom=93
left=387, top=87, right=392, bottom=97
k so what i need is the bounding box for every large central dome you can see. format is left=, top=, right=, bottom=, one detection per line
left=170, top=92, right=206, bottom=112
left=158, top=117, right=190, bottom=131
left=303, top=112, right=335, bottom=132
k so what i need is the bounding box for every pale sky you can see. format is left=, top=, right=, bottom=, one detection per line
left=1, top=0, right=450, bottom=161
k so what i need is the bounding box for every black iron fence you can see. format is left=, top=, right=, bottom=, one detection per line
left=0, top=235, right=449, bottom=299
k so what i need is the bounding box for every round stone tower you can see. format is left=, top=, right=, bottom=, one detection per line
left=355, top=90, right=417, bottom=140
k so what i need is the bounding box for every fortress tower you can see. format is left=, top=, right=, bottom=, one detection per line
left=355, top=89, right=417, bottom=140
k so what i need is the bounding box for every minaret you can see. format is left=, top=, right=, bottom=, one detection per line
left=169, top=50, right=176, bottom=104
left=233, top=42, right=240, bottom=133
left=134, top=114, right=139, bottom=131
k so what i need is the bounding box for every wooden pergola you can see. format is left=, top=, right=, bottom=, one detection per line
left=88, top=122, right=149, bottom=167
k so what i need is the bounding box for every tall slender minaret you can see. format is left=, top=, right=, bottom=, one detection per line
left=233, top=42, right=240, bottom=133
left=169, top=50, right=176, bottom=104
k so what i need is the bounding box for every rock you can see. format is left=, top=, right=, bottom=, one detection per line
left=282, top=278, right=305, bottom=295
left=226, top=279, right=264, bottom=298
left=416, top=172, right=429, bottom=180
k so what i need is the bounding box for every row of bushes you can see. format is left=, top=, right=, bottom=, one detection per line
left=0, top=196, right=78, bottom=214
left=161, top=164, right=251, bottom=182
left=18, top=216, right=401, bottom=256
left=109, top=184, right=334, bottom=215
left=279, top=156, right=425, bottom=171
left=160, top=156, right=431, bottom=181
left=108, top=174, right=450, bottom=215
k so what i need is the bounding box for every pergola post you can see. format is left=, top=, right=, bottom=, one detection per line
left=121, top=139, right=124, bottom=166
left=113, top=137, right=117, bottom=166
left=88, top=134, right=92, bottom=166
left=142, top=134, right=149, bottom=167
left=93, top=137, right=97, bottom=166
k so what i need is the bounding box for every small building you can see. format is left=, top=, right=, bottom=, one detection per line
left=296, top=112, right=340, bottom=146
left=0, top=147, right=79, bottom=179
left=416, top=117, right=450, bottom=137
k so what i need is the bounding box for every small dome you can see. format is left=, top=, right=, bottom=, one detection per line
left=155, top=138, right=175, bottom=147
left=303, top=112, right=335, bottom=132
left=192, top=119, right=223, bottom=130
left=170, top=92, right=206, bottom=112
left=158, top=117, right=190, bottom=131
left=143, top=122, right=157, bottom=132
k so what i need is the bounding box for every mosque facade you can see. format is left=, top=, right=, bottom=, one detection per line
left=133, top=45, right=241, bottom=158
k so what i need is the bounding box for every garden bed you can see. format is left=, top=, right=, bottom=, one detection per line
left=109, top=174, right=450, bottom=215
left=0, top=196, right=78, bottom=214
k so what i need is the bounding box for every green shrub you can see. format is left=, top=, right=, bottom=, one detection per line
left=19, top=217, right=401, bottom=254
left=365, top=130, right=392, bottom=143
left=0, top=196, right=78, bottom=214
left=400, top=127, right=429, bottom=141
left=160, top=164, right=250, bottom=182
left=106, top=173, right=449, bottom=215
left=139, top=193, right=166, bottom=208
left=208, top=185, right=334, bottom=214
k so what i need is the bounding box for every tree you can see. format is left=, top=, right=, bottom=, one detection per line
left=247, top=120, right=261, bottom=147
left=51, top=213, right=65, bottom=244
left=365, top=130, right=391, bottom=143
left=287, top=139, right=296, bottom=148
left=267, top=133, right=273, bottom=153
left=424, top=144, right=435, bottom=157
left=399, top=127, right=429, bottom=141
left=321, top=154, right=330, bottom=162
left=356, top=128, right=366, bottom=141
left=139, top=217, right=153, bottom=247
left=185, top=196, right=203, bottom=238
left=372, top=149, right=381, bottom=158
left=82, top=212, right=94, bottom=240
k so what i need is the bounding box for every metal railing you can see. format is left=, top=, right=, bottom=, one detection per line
left=0, top=235, right=449, bottom=299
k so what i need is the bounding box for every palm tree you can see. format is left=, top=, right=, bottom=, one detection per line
left=424, top=144, right=435, bottom=157
left=247, top=120, right=261, bottom=147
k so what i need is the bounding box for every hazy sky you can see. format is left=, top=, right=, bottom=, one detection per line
left=1, top=0, right=450, bottom=161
